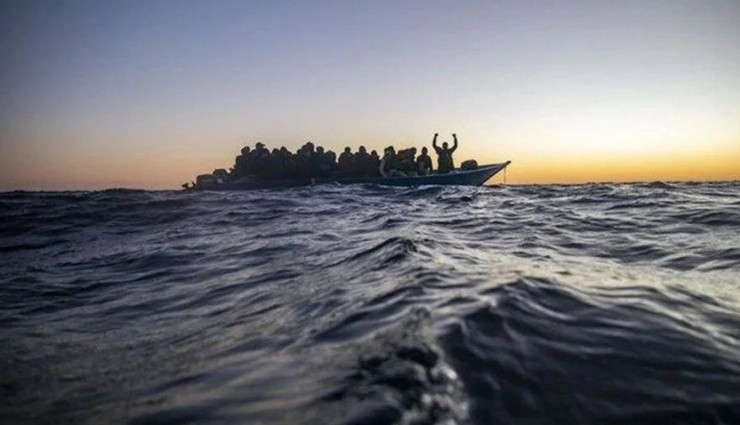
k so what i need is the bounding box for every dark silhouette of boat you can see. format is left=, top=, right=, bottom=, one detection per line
left=191, top=161, right=511, bottom=190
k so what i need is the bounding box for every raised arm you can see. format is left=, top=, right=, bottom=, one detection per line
left=451, top=133, right=458, bottom=152
left=432, top=133, right=441, bottom=153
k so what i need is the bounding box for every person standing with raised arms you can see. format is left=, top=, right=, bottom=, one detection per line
left=432, top=133, right=458, bottom=174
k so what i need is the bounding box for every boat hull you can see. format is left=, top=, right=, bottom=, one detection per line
left=194, top=161, right=510, bottom=190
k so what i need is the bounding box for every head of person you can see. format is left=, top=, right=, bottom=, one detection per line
left=344, top=147, right=351, bottom=154
left=317, top=146, right=324, bottom=154
left=442, top=142, right=449, bottom=149
left=421, top=146, right=428, bottom=155
left=371, top=150, right=378, bottom=157
left=305, top=142, right=315, bottom=152
left=241, top=146, right=251, bottom=155
left=410, top=147, right=417, bottom=155
left=359, top=146, right=366, bottom=154
left=256, top=142, right=265, bottom=151
left=386, top=146, right=395, bottom=154
left=271, top=148, right=279, bottom=155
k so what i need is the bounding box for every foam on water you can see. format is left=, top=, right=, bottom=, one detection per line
left=1, top=182, right=738, bottom=424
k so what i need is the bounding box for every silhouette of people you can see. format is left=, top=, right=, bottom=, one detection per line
left=416, top=146, right=433, bottom=175
left=221, top=137, right=457, bottom=183
left=379, top=146, right=393, bottom=177
left=233, top=146, right=251, bottom=177
left=397, top=147, right=417, bottom=176
left=369, top=150, right=380, bottom=177
left=432, top=133, right=458, bottom=174
left=295, top=145, right=312, bottom=178
left=313, top=146, right=335, bottom=178
left=338, top=147, right=353, bottom=176
left=354, top=146, right=371, bottom=177
left=252, top=142, right=270, bottom=178
left=380, top=146, right=408, bottom=177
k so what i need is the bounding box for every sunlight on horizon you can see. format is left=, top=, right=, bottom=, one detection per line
left=1, top=1, right=738, bottom=190
left=2, top=136, right=737, bottom=190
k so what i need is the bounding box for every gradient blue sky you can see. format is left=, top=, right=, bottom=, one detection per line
left=1, top=0, right=738, bottom=189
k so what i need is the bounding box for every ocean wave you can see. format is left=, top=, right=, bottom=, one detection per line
left=1, top=182, right=738, bottom=424
left=439, top=278, right=740, bottom=424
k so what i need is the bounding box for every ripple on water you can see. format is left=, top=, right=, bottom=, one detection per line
left=0, top=182, right=738, bottom=424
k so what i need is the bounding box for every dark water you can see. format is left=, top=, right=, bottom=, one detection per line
left=1, top=182, right=739, bottom=425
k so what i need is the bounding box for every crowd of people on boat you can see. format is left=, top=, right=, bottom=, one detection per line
left=227, top=133, right=461, bottom=181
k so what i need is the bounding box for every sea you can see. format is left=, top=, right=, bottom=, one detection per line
left=1, top=182, right=738, bottom=425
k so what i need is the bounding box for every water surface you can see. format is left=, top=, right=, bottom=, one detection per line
left=1, top=182, right=738, bottom=424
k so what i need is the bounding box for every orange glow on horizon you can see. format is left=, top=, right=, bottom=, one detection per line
left=487, top=152, right=740, bottom=185
left=1, top=139, right=737, bottom=191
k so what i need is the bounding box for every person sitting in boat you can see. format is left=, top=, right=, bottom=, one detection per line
left=398, top=147, right=418, bottom=176
left=354, top=146, right=371, bottom=177
left=251, top=142, right=271, bottom=179
left=380, top=146, right=406, bottom=177
left=266, top=148, right=282, bottom=180
left=326, top=149, right=338, bottom=175
left=313, top=146, right=335, bottom=178
left=416, top=146, right=433, bottom=175
left=432, top=133, right=458, bottom=174
left=233, top=146, right=251, bottom=177
left=277, top=147, right=294, bottom=180
left=295, top=145, right=312, bottom=178
left=338, top=147, right=354, bottom=177
left=369, top=150, right=381, bottom=177
left=379, top=146, right=392, bottom=177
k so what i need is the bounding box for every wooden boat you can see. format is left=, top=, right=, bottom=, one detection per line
left=190, top=161, right=510, bottom=190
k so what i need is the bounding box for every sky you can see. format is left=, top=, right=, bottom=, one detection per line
left=1, top=0, right=738, bottom=190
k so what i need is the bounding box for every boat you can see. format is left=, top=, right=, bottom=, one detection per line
left=189, top=161, right=511, bottom=190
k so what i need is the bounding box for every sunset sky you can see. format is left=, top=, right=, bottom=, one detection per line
left=1, top=0, right=738, bottom=190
